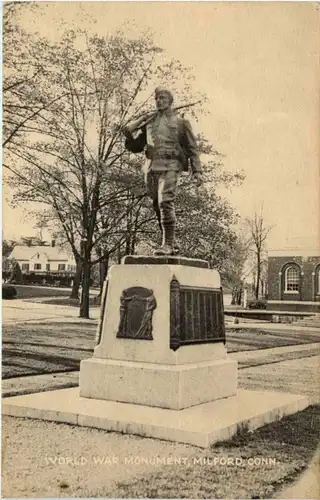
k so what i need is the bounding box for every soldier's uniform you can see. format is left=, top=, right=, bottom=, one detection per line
left=124, top=89, right=201, bottom=254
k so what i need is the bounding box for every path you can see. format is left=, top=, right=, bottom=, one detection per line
left=2, top=299, right=100, bottom=324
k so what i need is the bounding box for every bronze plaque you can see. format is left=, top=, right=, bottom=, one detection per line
left=170, top=276, right=225, bottom=350
left=116, top=287, right=156, bottom=340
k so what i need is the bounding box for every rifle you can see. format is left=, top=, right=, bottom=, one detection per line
left=122, top=99, right=202, bottom=134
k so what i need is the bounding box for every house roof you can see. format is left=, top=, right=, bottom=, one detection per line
left=9, top=245, right=72, bottom=262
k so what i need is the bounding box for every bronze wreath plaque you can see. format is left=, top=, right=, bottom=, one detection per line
left=116, top=287, right=157, bottom=340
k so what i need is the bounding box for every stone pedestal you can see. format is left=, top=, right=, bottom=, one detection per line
left=3, top=257, right=311, bottom=448
left=79, top=256, right=238, bottom=410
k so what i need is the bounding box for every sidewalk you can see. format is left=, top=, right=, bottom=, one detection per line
left=230, top=342, right=320, bottom=364
left=2, top=299, right=99, bottom=324
left=226, top=321, right=320, bottom=333
left=277, top=448, right=320, bottom=499
left=2, top=371, right=79, bottom=398
left=4, top=299, right=320, bottom=330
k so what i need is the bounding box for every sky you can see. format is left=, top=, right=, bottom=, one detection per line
left=2, top=1, right=320, bottom=250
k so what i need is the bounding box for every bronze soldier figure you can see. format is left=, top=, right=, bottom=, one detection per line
left=122, top=87, right=202, bottom=256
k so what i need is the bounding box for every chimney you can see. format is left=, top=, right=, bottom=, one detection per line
left=51, top=240, right=56, bottom=247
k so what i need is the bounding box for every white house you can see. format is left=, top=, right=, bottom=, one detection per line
left=9, top=244, right=77, bottom=275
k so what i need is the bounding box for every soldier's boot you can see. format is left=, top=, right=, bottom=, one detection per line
left=152, top=199, right=164, bottom=248
left=156, top=224, right=179, bottom=253
left=156, top=227, right=179, bottom=254
left=158, top=237, right=179, bottom=255
left=153, top=199, right=162, bottom=233
left=172, top=240, right=180, bottom=255
left=153, top=200, right=177, bottom=253
left=154, top=223, right=175, bottom=256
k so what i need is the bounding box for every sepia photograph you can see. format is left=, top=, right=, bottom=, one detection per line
left=1, top=1, right=320, bottom=498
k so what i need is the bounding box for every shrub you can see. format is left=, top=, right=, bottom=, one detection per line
left=247, top=299, right=267, bottom=310
left=2, top=284, right=17, bottom=299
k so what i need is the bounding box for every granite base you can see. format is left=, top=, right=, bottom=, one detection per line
left=79, top=357, right=238, bottom=410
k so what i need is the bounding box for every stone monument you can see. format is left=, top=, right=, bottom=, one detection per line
left=2, top=88, right=310, bottom=448
left=81, top=87, right=237, bottom=409
left=80, top=256, right=238, bottom=410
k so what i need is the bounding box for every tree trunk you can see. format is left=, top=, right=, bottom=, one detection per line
left=79, top=260, right=90, bottom=318
left=255, top=258, right=261, bottom=299
left=124, top=233, right=130, bottom=255
left=130, top=233, right=136, bottom=255
left=99, top=255, right=109, bottom=295
left=117, top=244, right=122, bottom=264
left=69, top=260, right=82, bottom=299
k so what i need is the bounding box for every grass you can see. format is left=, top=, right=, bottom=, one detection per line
left=2, top=407, right=319, bottom=498
left=13, top=285, right=72, bottom=299
left=226, top=327, right=320, bottom=353
left=105, top=405, right=320, bottom=499
left=2, top=322, right=97, bottom=379
left=39, top=296, right=100, bottom=307
left=2, top=322, right=319, bottom=379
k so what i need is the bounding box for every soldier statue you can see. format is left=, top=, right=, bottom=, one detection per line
left=122, top=87, right=202, bottom=256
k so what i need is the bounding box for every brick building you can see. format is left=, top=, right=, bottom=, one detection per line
left=267, top=249, right=320, bottom=312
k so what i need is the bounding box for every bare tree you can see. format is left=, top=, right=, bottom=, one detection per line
left=2, top=2, right=52, bottom=148
left=245, top=206, right=272, bottom=299
left=222, top=230, right=251, bottom=290
left=3, top=27, right=202, bottom=318
left=4, top=24, right=245, bottom=318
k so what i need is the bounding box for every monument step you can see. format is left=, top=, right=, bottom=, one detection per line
left=2, top=387, right=310, bottom=448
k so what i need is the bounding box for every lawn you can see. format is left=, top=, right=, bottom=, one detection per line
left=226, top=327, right=320, bottom=352
left=8, top=288, right=100, bottom=306
left=3, top=322, right=320, bottom=379
left=12, top=285, right=72, bottom=299
left=2, top=322, right=97, bottom=379
left=105, top=405, right=320, bottom=499
left=39, top=296, right=99, bottom=307
left=2, top=405, right=319, bottom=499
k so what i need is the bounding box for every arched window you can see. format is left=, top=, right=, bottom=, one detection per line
left=284, top=266, right=300, bottom=292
